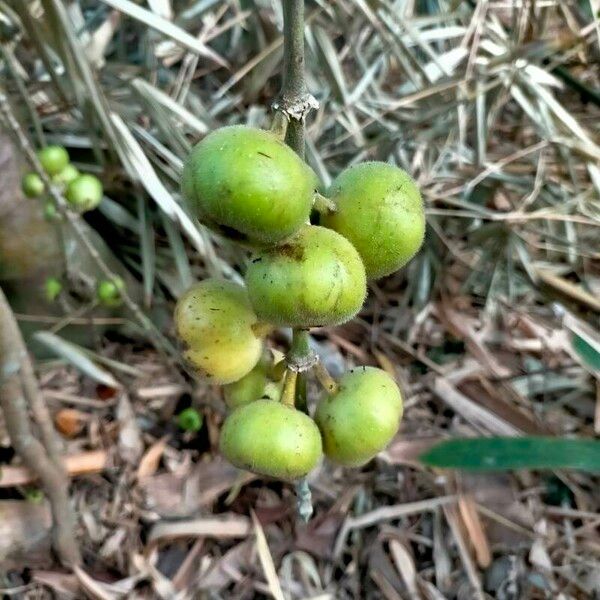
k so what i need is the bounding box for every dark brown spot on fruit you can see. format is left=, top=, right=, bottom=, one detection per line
left=277, top=243, right=304, bottom=261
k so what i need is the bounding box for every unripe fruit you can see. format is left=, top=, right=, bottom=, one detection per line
left=223, top=355, right=283, bottom=409
left=220, top=400, right=322, bottom=480
left=322, top=162, right=425, bottom=279
left=177, top=407, right=203, bottom=432
left=43, top=201, right=59, bottom=221
left=181, top=125, right=318, bottom=246
left=22, top=172, right=45, bottom=198
left=96, top=277, right=124, bottom=307
left=245, top=225, right=367, bottom=328
left=66, top=174, right=103, bottom=212
left=38, top=145, right=70, bottom=176
left=174, top=279, right=265, bottom=384
left=44, top=277, right=63, bottom=302
left=314, top=366, right=403, bottom=466
left=52, top=164, right=80, bottom=185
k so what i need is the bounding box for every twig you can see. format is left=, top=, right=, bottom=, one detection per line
left=275, top=0, right=318, bottom=155
left=0, top=287, right=80, bottom=566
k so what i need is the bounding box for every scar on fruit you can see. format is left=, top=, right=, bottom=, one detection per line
left=277, top=243, right=304, bottom=261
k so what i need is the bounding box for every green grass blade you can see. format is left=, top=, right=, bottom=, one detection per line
left=420, top=437, right=600, bottom=473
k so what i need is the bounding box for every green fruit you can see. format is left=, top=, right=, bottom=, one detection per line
left=52, top=164, right=80, bottom=185
left=96, top=277, right=124, bottom=307
left=220, top=400, right=322, bottom=480
left=22, top=172, right=45, bottom=198
left=174, top=279, right=265, bottom=384
left=43, top=201, right=59, bottom=221
left=65, top=174, right=103, bottom=212
left=181, top=125, right=318, bottom=246
left=223, top=355, right=283, bottom=409
left=314, top=366, right=403, bottom=466
left=177, top=407, right=203, bottom=432
left=37, top=145, right=70, bottom=176
left=245, top=225, right=366, bottom=328
left=323, top=162, right=425, bottom=279
left=44, top=277, right=63, bottom=302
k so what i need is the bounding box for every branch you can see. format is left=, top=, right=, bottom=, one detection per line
left=276, top=0, right=318, bottom=156
left=0, top=287, right=81, bottom=567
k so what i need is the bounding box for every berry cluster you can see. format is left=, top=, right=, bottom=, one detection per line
left=22, top=146, right=123, bottom=308
left=22, top=145, right=104, bottom=216
left=174, top=124, right=425, bottom=480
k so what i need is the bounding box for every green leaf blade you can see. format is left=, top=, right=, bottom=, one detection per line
left=420, top=437, right=600, bottom=473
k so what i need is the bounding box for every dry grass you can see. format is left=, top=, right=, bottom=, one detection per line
left=0, top=0, right=599, bottom=597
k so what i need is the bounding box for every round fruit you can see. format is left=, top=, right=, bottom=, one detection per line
left=43, top=201, right=59, bottom=221
left=52, top=164, right=80, bottom=185
left=223, top=355, right=283, bottom=409
left=245, top=225, right=366, bottom=328
left=96, top=277, right=124, bottom=307
left=22, top=172, right=45, bottom=198
left=44, top=277, right=63, bottom=302
left=314, top=366, right=403, bottom=466
left=181, top=125, right=318, bottom=246
left=220, top=399, right=322, bottom=480
left=174, top=279, right=265, bottom=384
left=322, top=162, right=425, bottom=279
left=177, top=407, right=203, bottom=432
left=38, top=145, right=70, bottom=176
left=66, top=174, right=103, bottom=212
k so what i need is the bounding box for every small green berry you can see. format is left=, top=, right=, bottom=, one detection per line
left=44, top=277, right=63, bottom=302
left=52, top=164, right=80, bottom=185
left=37, top=145, right=70, bottom=176
left=24, top=488, right=45, bottom=504
left=22, top=172, right=45, bottom=198
left=96, top=277, right=124, bottom=307
left=66, top=174, right=103, bottom=212
left=43, top=201, right=59, bottom=221
left=177, top=407, right=203, bottom=432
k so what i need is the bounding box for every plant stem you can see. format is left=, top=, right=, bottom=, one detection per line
left=281, top=0, right=307, bottom=155
left=0, top=287, right=80, bottom=566
left=279, top=0, right=318, bottom=520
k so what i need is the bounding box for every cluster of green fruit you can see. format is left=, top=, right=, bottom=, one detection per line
left=173, top=124, right=424, bottom=480
left=22, top=145, right=103, bottom=216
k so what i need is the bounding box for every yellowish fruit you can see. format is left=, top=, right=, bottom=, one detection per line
left=174, top=279, right=265, bottom=384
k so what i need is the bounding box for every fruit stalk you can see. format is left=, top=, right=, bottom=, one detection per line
left=280, top=0, right=317, bottom=521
